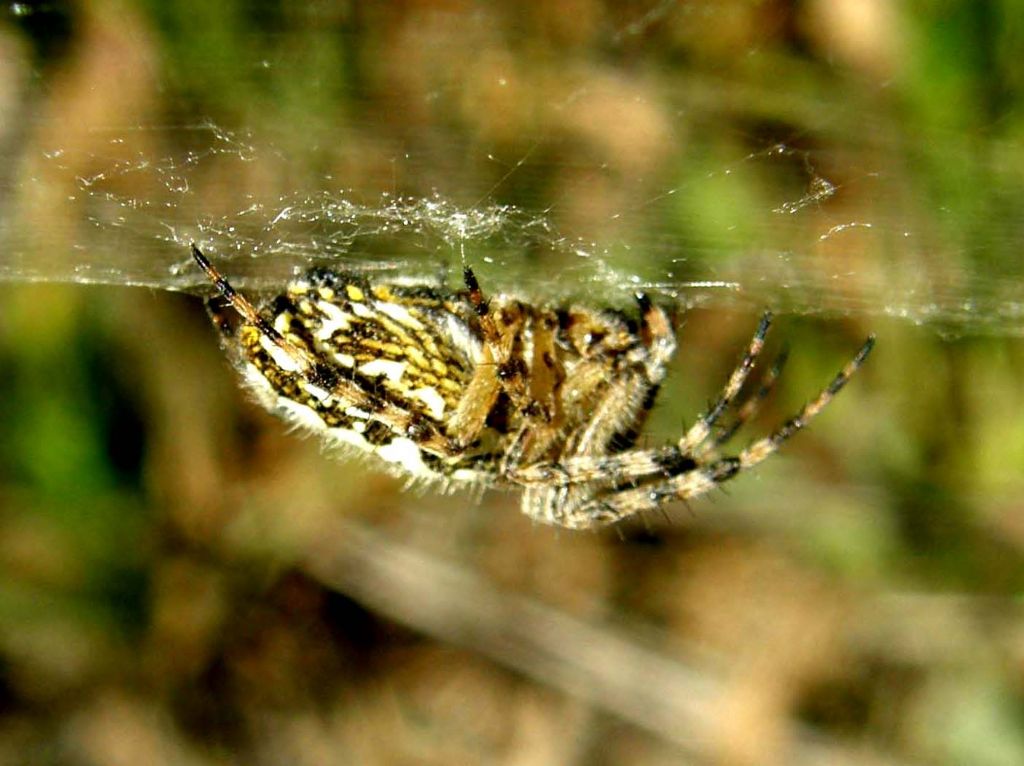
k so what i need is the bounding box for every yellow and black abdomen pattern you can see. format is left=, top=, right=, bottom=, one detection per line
left=235, top=273, right=481, bottom=475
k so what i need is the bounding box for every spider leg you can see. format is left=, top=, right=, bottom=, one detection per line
left=447, top=265, right=533, bottom=448
left=677, top=312, right=772, bottom=454
left=497, top=296, right=674, bottom=485
left=706, top=345, right=790, bottom=452
left=500, top=360, right=656, bottom=487
left=515, top=334, right=873, bottom=529
left=521, top=457, right=740, bottom=529
left=515, top=384, right=675, bottom=526
left=510, top=308, right=676, bottom=527
left=509, top=444, right=681, bottom=486
left=634, top=292, right=678, bottom=380
left=192, top=245, right=334, bottom=386
left=735, top=334, right=874, bottom=470
left=512, top=312, right=769, bottom=490
left=462, top=264, right=528, bottom=393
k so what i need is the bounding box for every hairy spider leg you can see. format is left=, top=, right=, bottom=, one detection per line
left=510, top=311, right=778, bottom=489
left=736, top=334, right=874, bottom=470
left=515, top=334, right=873, bottom=529
left=514, top=301, right=677, bottom=526
left=461, top=265, right=526, bottom=388
left=514, top=314, right=772, bottom=512
left=515, top=336, right=870, bottom=488
left=510, top=443, right=683, bottom=486
left=578, top=295, right=675, bottom=458
left=192, top=245, right=329, bottom=383
left=496, top=297, right=670, bottom=484
left=444, top=265, right=534, bottom=449
left=706, top=345, right=791, bottom=453
left=677, top=312, right=772, bottom=454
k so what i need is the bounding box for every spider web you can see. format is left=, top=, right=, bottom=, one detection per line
left=0, top=7, right=1021, bottom=339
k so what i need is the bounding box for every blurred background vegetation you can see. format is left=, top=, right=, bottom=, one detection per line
left=1, top=1, right=1023, bottom=764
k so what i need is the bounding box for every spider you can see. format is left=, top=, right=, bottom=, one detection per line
left=192, top=245, right=874, bottom=530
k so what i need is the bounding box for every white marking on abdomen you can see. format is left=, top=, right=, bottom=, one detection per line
left=445, top=314, right=481, bottom=363
left=358, top=358, right=406, bottom=382
left=302, top=382, right=331, bottom=402
left=315, top=301, right=352, bottom=340
left=261, top=336, right=302, bottom=372
left=410, top=386, right=446, bottom=419
left=376, top=301, right=423, bottom=329
left=332, top=352, right=355, bottom=368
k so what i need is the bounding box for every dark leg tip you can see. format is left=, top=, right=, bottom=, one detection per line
left=857, top=335, right=876, bottom=363
left=191, top=243, right=209, bottom=268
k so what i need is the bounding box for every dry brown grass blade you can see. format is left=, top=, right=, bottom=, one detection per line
left=302, top=516, right=917, bottom=766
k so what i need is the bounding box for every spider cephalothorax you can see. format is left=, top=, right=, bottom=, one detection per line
left=193, top=245, right=873, bottom=529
